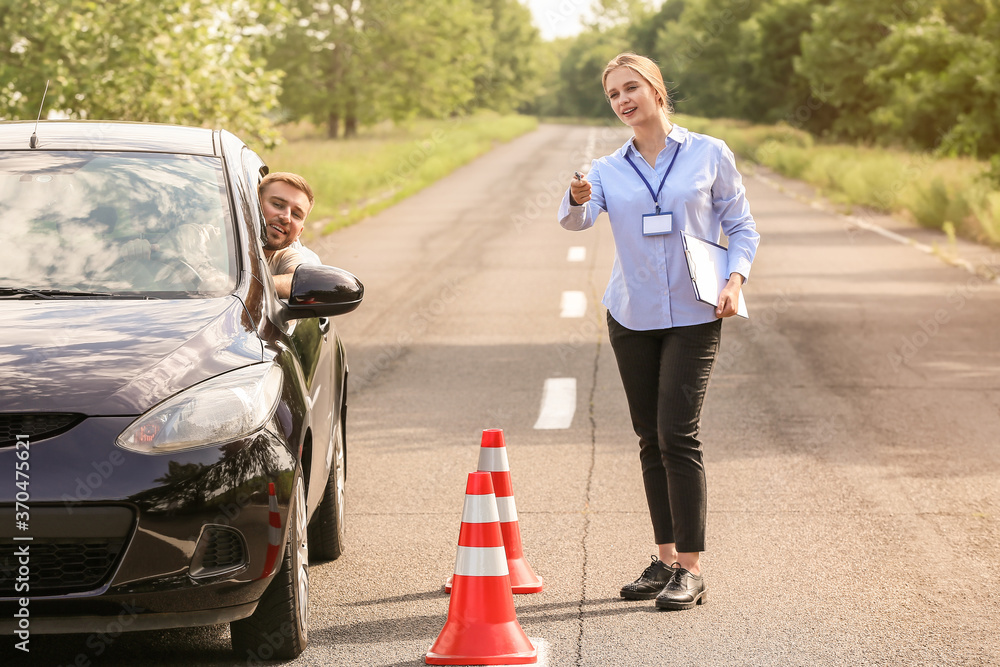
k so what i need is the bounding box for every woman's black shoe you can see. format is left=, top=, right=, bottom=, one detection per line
left=620, top=556, right=672, bottom=600
left=654, top=566, right=707, bottom=610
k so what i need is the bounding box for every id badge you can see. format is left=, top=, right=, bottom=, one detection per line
left=642, top=211, right=673, bottom=236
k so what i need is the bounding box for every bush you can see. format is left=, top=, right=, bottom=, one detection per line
left=972, top=191, right=1000, bottom=245
left=676, top=114, right=999, bottom=247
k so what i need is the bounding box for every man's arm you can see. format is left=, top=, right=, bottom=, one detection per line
left=273, top=273, right=294, bottom=299
left=267, top=247, right=304, bottom=299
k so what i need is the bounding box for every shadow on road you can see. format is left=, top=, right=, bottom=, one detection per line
left=344, top=588, right=448, bottom=607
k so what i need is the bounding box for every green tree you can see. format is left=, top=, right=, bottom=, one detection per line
left=652, top=0, right=762, bottom=118
left=867, top=4, right=1000, bottom=156
left=543, top=0, right=1000, bottom=159
left=473, top=0, right=543, bottom=113
left=554, top=26, right=631, bottom=119
left=534, top=0, right=662, bottom=120
left=274, top=0, right=494, bottom=138
left=795, top=0, right=933, bottom=141
left=523, top=36, right=574, bottom=117
left=271, top=0, right=377, bottom=139
left=0, top=0, right=285, bottom=146
left=625, top=0, right=686, bottom=61
left=733, top=0, right=834, bottom=130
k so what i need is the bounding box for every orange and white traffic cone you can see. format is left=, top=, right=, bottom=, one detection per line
left=446, top=429, right=543, bottom=594
left=426, top=471, right=536, bottom=665
left=260, top=482, right=282, bottom=578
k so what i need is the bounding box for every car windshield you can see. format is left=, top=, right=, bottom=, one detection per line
left=0, top=151, right=237, bottom=297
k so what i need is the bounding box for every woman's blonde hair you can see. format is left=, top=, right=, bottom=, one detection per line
left=602, top=53, right=673, bottom=115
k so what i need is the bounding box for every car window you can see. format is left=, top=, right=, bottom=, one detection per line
left=242, top=148, right=268, bottom=231
left=0, top=151, right=237, bottom=297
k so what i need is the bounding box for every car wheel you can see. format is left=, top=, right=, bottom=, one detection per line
left=308, top=419, right=346, bottom=561
left=231, top=475, right=309, bottom=660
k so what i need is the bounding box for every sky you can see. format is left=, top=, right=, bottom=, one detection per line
left=525, top=0, right=591, bottom=41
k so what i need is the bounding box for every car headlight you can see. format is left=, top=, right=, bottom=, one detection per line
left=117, top=363, right=284, bottom=454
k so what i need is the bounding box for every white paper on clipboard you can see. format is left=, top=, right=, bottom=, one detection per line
left=680, top=231, right=749, bottom=319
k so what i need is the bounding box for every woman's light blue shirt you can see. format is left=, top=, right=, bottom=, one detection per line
left=558, top=125, right=760, bottom=331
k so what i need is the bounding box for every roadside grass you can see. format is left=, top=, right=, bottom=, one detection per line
left=261, top=111, right=999, bottom=249
left=675, top=114, right=1000, bottom=247
left=260, top=112, right=538, bottom=240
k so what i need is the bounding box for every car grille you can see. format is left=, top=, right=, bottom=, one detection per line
left=0, top=539, right=126, bottom=595
left=0, top=413, right=83, bottom=447
left=0, top=505, right=134, bottom=596
left=201, top=529, right=244, bottom=569
left=189, top=525, right=248, bottom=578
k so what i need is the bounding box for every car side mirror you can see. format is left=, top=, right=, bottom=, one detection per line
left=283, top=264, right=364, bottom=320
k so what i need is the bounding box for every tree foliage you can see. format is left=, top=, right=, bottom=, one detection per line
left=0, top=0, right=286, bottom=147
left=653, top=0, right=762, bottom=119
left=553, top=27, right=630, bottom=120
left=0, top=0, right=544, bottom=144
left=866, top=3, right=1000, bottom=157
left=735, top=0, right=828, bottom=128
left=795, top=0, right=914, bottom=141
left=474, top=0, right=544, bottom=113
left=274, top=0, right=541, bottom=138
left=547, top=0, right=1000, bottom=156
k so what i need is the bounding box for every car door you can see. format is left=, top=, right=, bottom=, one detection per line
left=241, top=147, right=338, bottom=511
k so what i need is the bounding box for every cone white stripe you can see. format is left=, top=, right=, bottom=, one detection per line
left=477, top=446, right=509, bottom=472
left=454, top=546, right=509, bottom=577
left=495, top=495, right=517, bottom=523
left=461, top=493, right=500, bottom=524
left=267, top=491, right=281, bottom=545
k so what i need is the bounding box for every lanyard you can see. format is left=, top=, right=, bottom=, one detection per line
left=623, top=141, right=681, bottom=214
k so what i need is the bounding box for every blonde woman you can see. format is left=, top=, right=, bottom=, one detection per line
left=558, top=53, right=759, bottom=610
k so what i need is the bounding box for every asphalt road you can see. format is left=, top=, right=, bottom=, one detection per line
left=9, top=124, right=1000, bottom=666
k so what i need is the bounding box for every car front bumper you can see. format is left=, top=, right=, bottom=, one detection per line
left=0, top=416, right=298, bottom=633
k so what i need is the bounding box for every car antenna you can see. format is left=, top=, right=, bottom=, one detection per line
left=29, top=79, right=50, bottom=149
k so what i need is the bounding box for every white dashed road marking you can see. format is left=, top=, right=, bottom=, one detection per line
left=560, top=291, right=586, bottom=318
left=567, top=246, right=586, bottom=262
left=533, top=378, right=577, bottom=430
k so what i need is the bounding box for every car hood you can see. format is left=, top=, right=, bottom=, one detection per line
left=0, top=297, right=263, bottom=414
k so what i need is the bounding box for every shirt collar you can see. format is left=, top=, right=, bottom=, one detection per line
left=620, top=124, right=689, bottom=159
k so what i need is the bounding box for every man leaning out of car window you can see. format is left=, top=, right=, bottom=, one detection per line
left=258, top=172, right=322, bottom=298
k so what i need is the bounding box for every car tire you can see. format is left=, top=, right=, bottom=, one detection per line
left=308, top=419, right=346, bottom=561
left=230, top=475, right=309, bottom=661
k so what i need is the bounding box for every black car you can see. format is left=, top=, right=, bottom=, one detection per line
left=0, top=121, right=362, bottom=660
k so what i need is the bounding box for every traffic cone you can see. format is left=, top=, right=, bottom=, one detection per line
left=446, top=429, right=543, bottom=594
left=425, top=472, right=536, bottom=665
left=260, top=482, right=282, bottom=578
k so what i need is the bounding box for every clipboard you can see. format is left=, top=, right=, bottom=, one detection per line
left=680, top=231, right=749, bottom=319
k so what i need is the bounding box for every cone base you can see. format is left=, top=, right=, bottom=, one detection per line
left=511, top=575, right=544, bottom=594
left=507, top=555, right=543, bottom=594
left=425, top=646, right=537, bottom=665
left=425, top=619, right=537, bottom=665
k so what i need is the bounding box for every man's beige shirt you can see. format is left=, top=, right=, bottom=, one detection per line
left=266, top=247, right=304, bottom=275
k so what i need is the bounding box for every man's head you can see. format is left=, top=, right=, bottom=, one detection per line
left=258, top=172, right=315, bottom=252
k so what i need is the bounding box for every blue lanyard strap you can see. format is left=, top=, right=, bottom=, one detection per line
left=623, top=141, right=681, bottom=214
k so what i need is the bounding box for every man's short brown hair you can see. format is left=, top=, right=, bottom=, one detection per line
left=259, top=172, right=315, bottom=212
